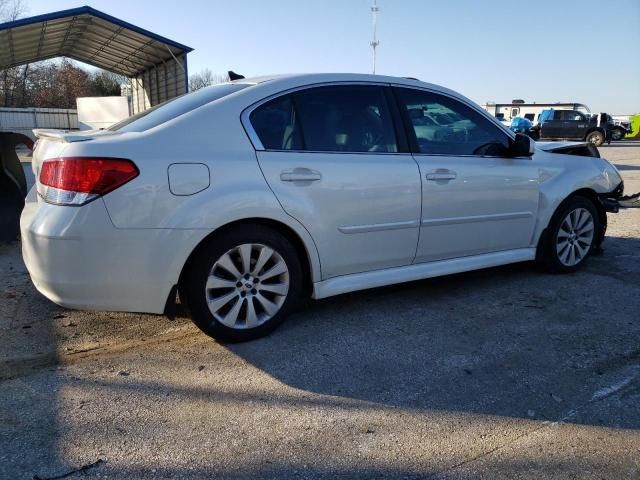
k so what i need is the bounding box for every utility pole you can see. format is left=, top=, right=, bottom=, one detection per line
left=370, top=0, right=379, bottom=74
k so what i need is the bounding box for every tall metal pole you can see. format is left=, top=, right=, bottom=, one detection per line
left=370, top=0, right=379, bottom=74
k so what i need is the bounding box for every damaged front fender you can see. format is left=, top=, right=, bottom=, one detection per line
left=536, top=141, right=601, bottom=158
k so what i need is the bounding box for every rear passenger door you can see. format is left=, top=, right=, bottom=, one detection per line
left=246, top=84, right=422, bottom=279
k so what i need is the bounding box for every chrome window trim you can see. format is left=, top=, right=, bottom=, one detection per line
left=411, top=153, right=533, bottom=160
left=240, top=81, right=399, bottom=153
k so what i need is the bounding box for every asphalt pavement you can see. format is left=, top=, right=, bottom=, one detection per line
left=1, top=142, right=639, bottom=479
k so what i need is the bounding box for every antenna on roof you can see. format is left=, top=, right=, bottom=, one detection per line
left=370, top=0, right=379, bottom=74
left=228, top=70, right=245, bottom=81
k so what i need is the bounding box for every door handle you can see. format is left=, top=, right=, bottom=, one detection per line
left=280, top=168, right=322, bottom=182
left=425, top=170, right=457, bottom=181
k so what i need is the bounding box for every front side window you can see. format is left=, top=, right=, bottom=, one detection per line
left=249, top=85, right=398, bottom=153
left=395, top=88, right=510, bottom=156
left=539, top=110, right=554, bottom=122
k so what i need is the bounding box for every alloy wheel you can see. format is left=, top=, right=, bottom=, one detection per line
left=555, top=207, right=594, bottom=267
left=205, top=243, right=289, bottom=329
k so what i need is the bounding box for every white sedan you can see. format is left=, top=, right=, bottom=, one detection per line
left=21, top=73, right=624, bottom=341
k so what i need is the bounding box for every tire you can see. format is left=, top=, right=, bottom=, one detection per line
left=610, top=128, right=624, bottom=141
left=0, top=176, right=24, bottom=243
left=539, top=196, right=600, bottom=273
left=585, top=130, right=604, bottom=146
left=181, top=225, right=304, bottom=342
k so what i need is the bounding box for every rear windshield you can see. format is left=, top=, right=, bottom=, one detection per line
left=108, top=83, right=250, bottom=132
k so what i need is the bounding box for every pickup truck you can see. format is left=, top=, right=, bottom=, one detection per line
left=531, top=109, right=610, bottom=146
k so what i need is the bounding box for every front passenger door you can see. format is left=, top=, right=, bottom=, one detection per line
left=393, top=87, right=540, bottom=263
left=540, top=110, right=562, bottom=138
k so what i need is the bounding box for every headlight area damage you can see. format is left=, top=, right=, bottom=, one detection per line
left=539, top=141, right=639, bottom=211
left=537, top=141, right=601, bottom=158
left=618, top=191, right=640, bottom=209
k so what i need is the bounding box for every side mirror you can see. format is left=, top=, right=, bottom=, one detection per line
left=507, top=133, right=534, bottom=158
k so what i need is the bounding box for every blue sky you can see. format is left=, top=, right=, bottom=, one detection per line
left=26, top=0, right=640, bottom=113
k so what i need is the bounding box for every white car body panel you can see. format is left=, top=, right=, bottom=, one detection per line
left=413, top=154, right=539, bottom=262
left=314, top=248, right=536, bottom=299
left=20, top=73, right=623, bottom=315
left=256, top=150, right=421, bottom=278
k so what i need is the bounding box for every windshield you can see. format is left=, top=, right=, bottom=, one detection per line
left=108, top=83, right=251, bottom=132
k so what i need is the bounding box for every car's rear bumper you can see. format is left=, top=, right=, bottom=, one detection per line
left=20, top=190, right=198, bottom=314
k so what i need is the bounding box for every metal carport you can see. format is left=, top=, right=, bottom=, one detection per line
left=0, top=5, right=193, bottom=113
left=0, top=6, right=194, bottom=240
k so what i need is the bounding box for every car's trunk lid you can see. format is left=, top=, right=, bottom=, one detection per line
left=31, top=129, right=122, bottom=186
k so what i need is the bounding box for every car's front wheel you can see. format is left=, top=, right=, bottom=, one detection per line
left=539, top=196, right=599, bottom=273
left=610, top=128, right=625, bottom=141
left=182, top=226, right=303, bottom=342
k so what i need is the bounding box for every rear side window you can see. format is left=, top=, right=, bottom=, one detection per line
left=109, top=83, right=250, bottom=132
left=249, top=95, right=303, bottom=150
left=293, top=85, right=397, bottom=153
left=395, top=87, right=510, bottom=156
left=249, top=85, right=398, bottom=153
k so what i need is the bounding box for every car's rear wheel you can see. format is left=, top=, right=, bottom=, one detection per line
left=539, top=196, right=599, bottom=273
left=182, top=225, right=303, bottom=342
left=585, top=130, right=604, bottom=146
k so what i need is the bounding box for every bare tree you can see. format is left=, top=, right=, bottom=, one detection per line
left=0, top=0, right=28, bottom=106
left=0, top=0, right=25, bottom=20
left=189, top=69, right=228, bottom=91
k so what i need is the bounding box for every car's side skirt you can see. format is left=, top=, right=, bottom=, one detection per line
left=312, top=248, right=536, bottom=299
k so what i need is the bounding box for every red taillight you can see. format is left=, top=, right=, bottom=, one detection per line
left=40, top=157, right=138, bottom=194
left=38, top=157, right=139, bottom=206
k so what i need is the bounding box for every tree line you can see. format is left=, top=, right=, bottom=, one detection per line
left=1, top=60, right=128, bottom=109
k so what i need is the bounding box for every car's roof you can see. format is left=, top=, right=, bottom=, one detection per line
left=234, top=73, right=463, bottom=99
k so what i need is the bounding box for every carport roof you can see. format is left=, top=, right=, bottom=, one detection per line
left=0, top=6, right=193, bottom=77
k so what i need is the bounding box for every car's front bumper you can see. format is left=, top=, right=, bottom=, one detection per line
left=598, top=180, right=625, bottom=213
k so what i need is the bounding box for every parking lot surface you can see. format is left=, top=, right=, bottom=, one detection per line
left=2, top=142, right=639, bottom=479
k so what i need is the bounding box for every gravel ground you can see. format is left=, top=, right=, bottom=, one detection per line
left=1, top=142, right=639, bottom=479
